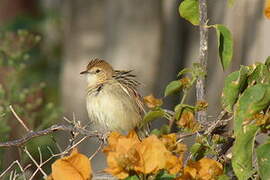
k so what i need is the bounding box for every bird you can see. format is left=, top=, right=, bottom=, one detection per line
left=80, top=58, right=148, bottom=136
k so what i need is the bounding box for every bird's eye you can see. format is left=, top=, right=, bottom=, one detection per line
left=96, top=69, right=101, bottom=73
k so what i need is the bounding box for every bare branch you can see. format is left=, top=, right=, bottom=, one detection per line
left=204, top=110, right=227, bottom=135
left=9, top=105, right=31, bottom=132
left=196, top=0, right=208, bottom=125
left=177, top=110, right=232, bottom=140
left=0, top=124, right=101, bottom=148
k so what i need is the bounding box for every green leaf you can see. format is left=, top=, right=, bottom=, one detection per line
left=160, top=124, right=171, bottom=135
left=231, top=85, right=270, bottom=179
left=177, top=68, right=192, bottom=77
left=150, top=129, right=161, bottom=136
left=156, top=170, right=176, bottom=180
left=218, top=174, right=230, bottom=180
left=215, top=24, right=233, bottom=70
left=234, top=84, right=270, bottom=135
left=143, top=109, right=165, bottom=125
left=174, top=104, right=196, bottom=120
left=190, top=143, right=208, bottom=161
left=221, top=66, right=248, bottom=112
left=190, top=143, right=201, bottom=154
left=256, top=142, right=270, bottom=180
left=164, top=80, right=182, bottom=97
left=232, top=125, right=259, bottom=180
left=248, top=63, right=270, bottom=86
left=124, top=175, right=140, bottom=180
left=179, top=0, right=199, bottom=25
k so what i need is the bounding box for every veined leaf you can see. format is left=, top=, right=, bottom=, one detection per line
left=247, top=63, right=270, bottom=86
left=143, top=109, right=165, bottom=126
left=256, top=142, right=270, bottom=180
left=177, top=68, right=192, bottom=77
left=234, top=84, right=270, bottom=135
left=215, top=24, right=233, bottom=70
left=232, top=84, right=270, bottom=179
left=179, top=0, right=199, bottom=25
left=221, top=66, right=248, bottom=112
left=164, top=80, right=182, bottom=97
left=232, top=125, right=259, bottom=180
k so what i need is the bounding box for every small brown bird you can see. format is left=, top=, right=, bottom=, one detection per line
left=80, top=58, right=147, bottom=135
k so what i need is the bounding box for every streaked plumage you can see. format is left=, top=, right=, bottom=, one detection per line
left=81, top=58, right=146, bottom=134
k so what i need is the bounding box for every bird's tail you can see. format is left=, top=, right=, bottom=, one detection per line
left=135, top=123, right=150, bottom=139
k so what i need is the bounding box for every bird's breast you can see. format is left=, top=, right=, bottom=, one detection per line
left=86, top=83, right=141, bottom=133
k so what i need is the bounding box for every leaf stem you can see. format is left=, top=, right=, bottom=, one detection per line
left=180, top=90, right=188, bottom=104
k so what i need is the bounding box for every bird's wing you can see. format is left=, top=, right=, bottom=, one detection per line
left=113, top=70, right=146, bottom=115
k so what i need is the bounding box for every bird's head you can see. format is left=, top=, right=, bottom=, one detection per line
left=80, top=58, right=114, bottom=87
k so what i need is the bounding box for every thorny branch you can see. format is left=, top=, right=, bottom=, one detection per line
left=177, top=111, right=233, bottom=140
left=0, top=124, right=102, bottom=148
left=0, top=105, right=111, bottom=179
left=196, top=0, right=208, bottom=125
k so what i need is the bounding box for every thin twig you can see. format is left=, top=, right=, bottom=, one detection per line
left=176, top=130, right=204, bottom=140
left=64, top=136, right=89, bottom=154
left=9, top=105, right=30, bottom=132
left=90, top=141, right=104, bottom=160
left=204, top=110, right=227, bottom=135
left=29, top=147, right=45, bottom=180
left=50, top=135, right=63, bottom=153
left=0, top=124, right=101, bottom=147
left=0, top=160, right=26, bottom=179
left=24, top=147, right=47, bottom=177
left=196, top=0, right=208, bottom=125
left=29, top=148, right=61, bottom=180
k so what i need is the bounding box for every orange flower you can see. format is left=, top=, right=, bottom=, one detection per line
left=177, top=110, right=201, bottom=132
left=144, top=94, right=163, bottom=108
left=135, top=135, right=181, bottom=174
left=103, top=131, right=141, bottom=179
left=104, top=132, right=184, bottom=179
left=50, top=148, right=92, bottom=180
left=178, top=158, right=223, bottom=180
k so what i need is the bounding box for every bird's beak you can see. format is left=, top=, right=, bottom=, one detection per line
left=80, top=70, right=88, bottom=75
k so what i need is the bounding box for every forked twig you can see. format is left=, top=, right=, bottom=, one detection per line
left=0, top=160, right=27, bottom=179
left=24, top=147, right=47, bottom=177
